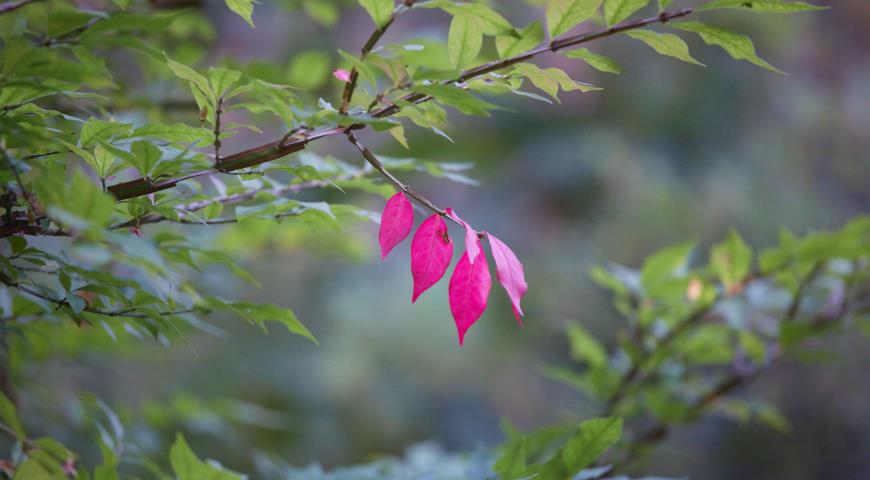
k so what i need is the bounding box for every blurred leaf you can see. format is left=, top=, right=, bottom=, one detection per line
left=359, top=0, right=394, bottom=27
left=699, top=0, right=827, bottom=13
left=0, top=392, right=25, bottom=440
left=562, top=417, right=622, bottom=473
left=604, top=0, right=651, bottom=26
left=170, top=433, right=243, bottom=480
left=567, top=322, right=608, bottom=367
left=496, top=21, right=544, bottom=58
left=225, top=0, right=256, bottom=28
left=547, top=0, right=605, bottom=37
left=672, top=22, right=783, bottom=73
left=562, top=48, right=623, bottom=73
left=625, top=29, right=705, bottom=66
left=448, top=14, right=483, bottom=70
left=710, top=229, right=752, bottom=290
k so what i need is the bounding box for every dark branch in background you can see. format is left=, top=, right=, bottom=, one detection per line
left=0, top=0, right=41, bottom=16
left=0, top=277, right=194, bottom=319
left=103, top=9, right=694, bottom=202
left=213, top=96, right=224, bottom=166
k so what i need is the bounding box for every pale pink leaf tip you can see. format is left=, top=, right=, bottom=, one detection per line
left=487, top=232, right=528, bottom=327
left=333, top=69, right=351, bottom=82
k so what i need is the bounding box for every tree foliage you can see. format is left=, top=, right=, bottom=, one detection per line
left=0, top=0, right=855, bottom=479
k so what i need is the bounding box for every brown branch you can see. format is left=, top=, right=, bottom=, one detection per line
left=340, top=1, right=416, bottom=113
left=213, top=96, right=224, bottom=166
left=346, top=132, right=484, bottom=234
left=1, top=278, right=193, bottom=319
left=105, top=9, right=694, bottom=201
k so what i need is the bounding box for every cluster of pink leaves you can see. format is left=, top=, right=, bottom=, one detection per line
left=378, top=192, right=527, bottom=345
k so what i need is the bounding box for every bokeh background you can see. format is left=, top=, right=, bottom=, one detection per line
left=13, top=0, right=870, bottom=479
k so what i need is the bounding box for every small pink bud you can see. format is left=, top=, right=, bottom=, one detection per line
left=333, top=69, right=351, bottom=82
left=687, top=277, right=703, bottom=302
left=63, top=458, right=76, bottom=475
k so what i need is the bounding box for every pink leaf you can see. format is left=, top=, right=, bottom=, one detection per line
left=447, top=209, right=480, bottom=263
left=448, top=240, right=492, bottom=345
left=333, top=69, right=351, bottom=82
left=410, top=213, right=454, bottom=302
left=379, top=192, right=414, bottom=259
left=487, top=233, right=528, bottom=326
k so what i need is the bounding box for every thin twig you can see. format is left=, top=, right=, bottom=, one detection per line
left=340, top=1, right=416, bottom=113
left=1, top=278, right=193, bottom=319
left=213, top=96, right=224, bottom=166
left=346, top=132, right=482, bottom=233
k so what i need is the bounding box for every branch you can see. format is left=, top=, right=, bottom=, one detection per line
left=1, top=278, right=193, bottom=319
left=105, top=9, right=694, bottom=201
left=346, top=132, right=481, bottom=233
left=340, top=1, right=416, bottom=113
left=785, top=261, right=824, bottom=322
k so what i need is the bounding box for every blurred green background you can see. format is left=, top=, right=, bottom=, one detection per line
left=12, top=1, right=870, bottom=479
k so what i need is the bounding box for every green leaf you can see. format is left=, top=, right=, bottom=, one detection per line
left=421, top=0, right=515, bottom=36
left=287, top=50, right=331, bottom=89
left=129, top=141, right=163, bottom=178
left=496, top=21, right=545, bottom=59
left=625, top=29, right=705, bottom=66
left=128, top=123, right=211, bottom=146
left=699, top=0, right=827, bottom=13
left=640, top=241, right=695, bottom=293
left=33, top=169, right=115, bottom=234
left=546, top=0, right=605, bottom=38
left=513, top=63, right=600, bottom=103
left=448, top=14, right=483, bottom=70
left=604, top=0, right=650, bottom=26
left=566, top=322, right=607, bottom=367
left=170, top=433, right=243, bottom=480
left=0, top=392, right=25, bottom=441
left=672, top=21, right=784, bottom=74
left=659, top=0, right=673, bottom=9
left=561, top=417, right=623, bottom=473
left=493, top=437, right=527, bottom=479
left=165, top=56, right=214, bottom=100
left=562, top=48, right=622, bottom=73
left=208, top=67, right=243, bottom=98
left=710, top=229, right=752, bottom=290
left=80, top=118, right=133, bottom=147
left=413, top=84, right=498, bottom=117
left=225, top=0, right=255, bottom=28
left=47, top=5, right=97, bottom=37
left=359, top=0, right=394, bottom=27
left=207, top=298, right=317, bottom=344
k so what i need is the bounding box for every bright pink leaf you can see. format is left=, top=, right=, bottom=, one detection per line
left=487, top=233, right=528, bottom=326
left=333, top=69, right=351, bottom=82
left=448, top=240, right=492, bottom=345
left=379, top=192, right=414, bottom=259
left=447, top=209, right=480, bottom=263
left=410, top=214, right=454, bottom=302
